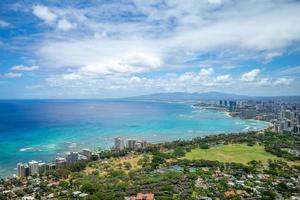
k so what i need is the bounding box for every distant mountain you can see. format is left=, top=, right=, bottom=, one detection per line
left=125, top=92, right=300, bottom=102
left=125, top=92, right=249, bottom=101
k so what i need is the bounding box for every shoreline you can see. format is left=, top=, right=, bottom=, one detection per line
left=195, top=105, right=273, bottom=131
left=1, top=102, right=272, bottom=178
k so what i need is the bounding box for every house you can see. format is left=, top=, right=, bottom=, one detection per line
left=129, top=193, right=155, bottom=200
left=195, top=177, right=208, bottom=189
left=224, top=190, right=236, bottom=197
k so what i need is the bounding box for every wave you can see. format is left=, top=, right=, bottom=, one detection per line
left=19, top=147, right=38, bottom=152
left=19, top=144, right=56, bottom=152
left=243, top=126, right=251, bottom=131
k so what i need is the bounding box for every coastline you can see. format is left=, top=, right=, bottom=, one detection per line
left=196, top=105, right=274, bottom=132
left=0, top=101, right=272, bottom=178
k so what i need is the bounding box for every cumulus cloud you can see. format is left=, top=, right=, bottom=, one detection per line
left=44, top=66, right=295, bottom=96
left=273, top=77, right=293, bottom=86
left=216, top=74, right=231, bottom=82
left=241, top=69, right=260, bottom=82
left=38, top=38, right=161, bottom=75
left=32, top=5, right=77, bottom=31
left=8, top=0, right=300, bottom=96
left=57, top=19, right=76, bottom=31
left=33, top=5, right=57, bottom=24
left=199, top=67, right=214, bottom=77
left=11, top=65, right=39, bottom=71
left=4, top=72, right=22, bottom=78
left=32, top=0, right=300, bottom=75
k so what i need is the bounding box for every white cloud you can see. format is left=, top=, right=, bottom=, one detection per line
left=61, top=73, right=82, bottom=81
left=199, top=67, right=214, bottom=77
left=273, top=77, right=293, bottom=86
left=32, top=5, right=78, bottom=31
left=254, top=77, right=271, bottom=86
left=216, top=74, right=231, bottom=82
left=0, top=19, right=10, bottom=28
left=38, top=39, right=161, bottom=75
left=264, top=52, right=282, bottom=61
left=33, top=5, right=57, bottom=24
left=44, top=67, right=296, bottom=96
left=279, top=66, right=300, bottom=75
left=241, top=69, right=260, bottom=82
left=32, top=1, right=300, bottom=77
left=17, top=0, right=300, bottom=96
left=206, top=0, right=223, bottom=5
left=4, top=72, right=22, bottom=78
left=179, top=72, right=194, bottom=82
left=11, top=65, right=39, bottom=71
left=57, top=19, right=76, bottom=31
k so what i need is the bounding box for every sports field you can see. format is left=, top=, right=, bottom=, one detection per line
left=185, top=144, right=287, bottom=164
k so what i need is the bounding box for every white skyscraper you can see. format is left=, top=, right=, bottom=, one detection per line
left=17, top=163, right=29, bottom=178
left=81, top=149, right=92, bottom=159
left=114, top=137, right=126, bottom=150
left=28, top=160, right=39, bottom=176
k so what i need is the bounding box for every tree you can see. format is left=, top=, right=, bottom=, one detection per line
left=59, top=180, right=69, bottom=189
left=151, top=155, right=165, bottom=168
left=81, top=182, right=96, bottom=194
left=173, top=147, right=185, bottom=157
left=123, top=162, right=132, bottom=170
left=199, top=144, right=210, bottom=149
left=91, top=154, right=99, bottom=161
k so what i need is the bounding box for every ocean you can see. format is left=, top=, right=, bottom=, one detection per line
left=0, top=100, right=269, bottom=177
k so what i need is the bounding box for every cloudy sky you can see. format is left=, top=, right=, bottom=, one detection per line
left=0, top=0, right=300, bottom=98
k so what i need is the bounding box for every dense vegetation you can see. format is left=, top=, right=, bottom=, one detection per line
left=1, top=131, right=300, bottom=199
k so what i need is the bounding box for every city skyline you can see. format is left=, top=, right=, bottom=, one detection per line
left=1, top=0, right=300, bottom=98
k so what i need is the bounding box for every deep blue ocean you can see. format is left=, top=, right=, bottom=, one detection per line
left=0, top=100, right=269, bottom=177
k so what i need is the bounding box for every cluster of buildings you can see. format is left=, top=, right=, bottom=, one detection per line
left=114, top=137, right=149, bottom=151
left=192, top=166, right=300, bottom=200
left=219, top=100, right=237, bottom=112
left=0, top=175, right=89, bottom=200
left=272, top=108, right=300, bottom=134
left=207, top=99, right=300, bottom=135
left=16, top=149, right=93, bottom=178
left=17, top=161, right=54, bottom=178
left=16, top=136, right=150, bottom=179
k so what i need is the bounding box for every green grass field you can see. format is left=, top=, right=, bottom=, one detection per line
left=184, top=144, right=289, bottom=164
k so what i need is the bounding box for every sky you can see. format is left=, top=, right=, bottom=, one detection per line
left=0, top=0, right=300, bottom=98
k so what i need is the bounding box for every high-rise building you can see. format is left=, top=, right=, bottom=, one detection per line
left=285, top=110, right=293, bottom=120
left=229, top=101, right=237, bottom=111
left=28, top=160, right=39, bottom=176
left=17, top=163, right=23, bottom=177
left=219, top=100, right=223, bottom=106
left=17, top=163, right=29, bottom=178
left=127, top=139, right=137, bottom=150
left=81, top=149, right=92, bottom=159
left=38, top=162, right=46, bottom=174
left=134, top=142, right=142, bottom=150
left=46, top=163, right=56, bottom=171
left=55, top=157, right=66, bottom=168
left=114, top=137, right=126, bottom=151
left=66, top=152, right=79, bottom=163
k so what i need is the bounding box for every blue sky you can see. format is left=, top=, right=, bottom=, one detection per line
left=0, top=0, right=300, bottom=98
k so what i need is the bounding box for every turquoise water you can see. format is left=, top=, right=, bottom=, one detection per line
left=0, top=100, right=269, bottom=177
